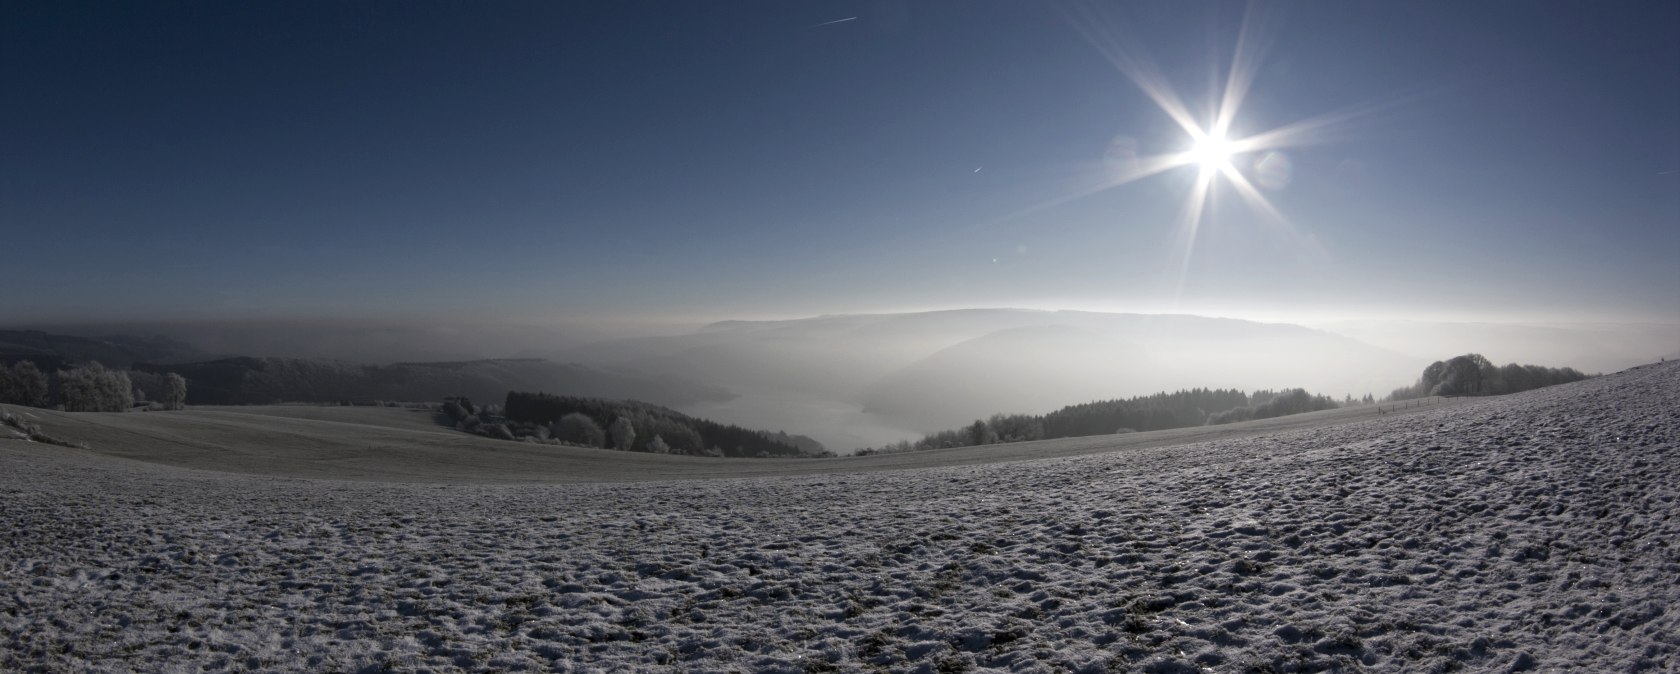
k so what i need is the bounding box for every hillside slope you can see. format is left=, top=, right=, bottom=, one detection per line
left=1, top=362, right=1673, bottom=671
left=11, top=393, right=1470, bottom=483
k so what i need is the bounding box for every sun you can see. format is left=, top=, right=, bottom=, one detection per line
left=1030, top=2, right=1385, bottom=303
left=1187, top=133, right=1238, bottom=171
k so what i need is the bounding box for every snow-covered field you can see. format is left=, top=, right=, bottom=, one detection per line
left=2, top=362, right=1676, bottom=673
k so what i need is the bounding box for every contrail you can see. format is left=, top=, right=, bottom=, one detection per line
left=810, top=16, right=857, bottom=28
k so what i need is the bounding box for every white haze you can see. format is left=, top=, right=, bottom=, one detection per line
left=1305, top=319, right=1680, bottom=375
left=18, top=310, right=1673, bottom=454
left=549, top=310, right=1676, bottom=452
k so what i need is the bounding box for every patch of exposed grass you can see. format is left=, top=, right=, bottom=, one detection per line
left=0, top=406, right=87, bottom=449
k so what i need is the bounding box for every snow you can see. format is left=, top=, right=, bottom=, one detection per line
left=2, top=362, right=1676, bottom=672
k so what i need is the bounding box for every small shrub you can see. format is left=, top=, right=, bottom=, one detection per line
left=484, top=422, right=515, bottom=441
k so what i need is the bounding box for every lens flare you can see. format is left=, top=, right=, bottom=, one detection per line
left=1254, top=152, right=1293, bottom=190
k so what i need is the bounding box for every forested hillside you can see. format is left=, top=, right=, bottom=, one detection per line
left=125, top=357, right=733, bottom=409
left=865, top=386, right=1344, bottom=454
left=500, top=391, right=825, bottom=458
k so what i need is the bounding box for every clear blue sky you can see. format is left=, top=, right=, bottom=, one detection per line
left=3, top=1, right=1676, bottom=329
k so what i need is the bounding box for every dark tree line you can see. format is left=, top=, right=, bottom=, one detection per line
left=502, top=391, right=824, bottom=458
left=1388, top=354, right=1588, bottom=400
left=1041, top=388, right=1251, bottom=437
left=1205, top=389, right=1340, bottom=425
left=864, top=386, right=1332, bottom=454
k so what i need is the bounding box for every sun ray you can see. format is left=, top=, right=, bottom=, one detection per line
left=1241, top=103, right=1377, bottom=152
left=1239, top=85, right=1444, bottom=152
left=1059, top=2, right=1206, bottom=140
left=1212, top=2, right=1277, bottom=139
left=1218, top=163, right=1290, bottom=233
left=978, top=152, right=1191, bottom=232
left=1167, top=169, right=1215, bottom=303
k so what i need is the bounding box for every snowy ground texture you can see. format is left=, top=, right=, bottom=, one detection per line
left=3, top=363, right=1677, bottom=673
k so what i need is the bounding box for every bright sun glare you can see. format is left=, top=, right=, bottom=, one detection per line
left=1188, top=133, right=1238, bottom=171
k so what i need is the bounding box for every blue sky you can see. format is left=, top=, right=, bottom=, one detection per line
left=3, top=1, right=1676, bottom=330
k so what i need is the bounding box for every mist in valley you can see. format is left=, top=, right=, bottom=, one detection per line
left=12, top=309, right=1673, bottom=453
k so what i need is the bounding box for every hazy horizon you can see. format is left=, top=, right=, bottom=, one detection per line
left=6, top=307, right=1676, bottom=367
left=7, top=306, right=1673, bottom=452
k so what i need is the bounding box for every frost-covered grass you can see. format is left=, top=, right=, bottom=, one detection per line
left=2, top=362, right=1676, bottom=673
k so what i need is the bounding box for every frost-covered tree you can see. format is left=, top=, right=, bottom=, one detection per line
left=57, top=362, right=133, bottom=412
left=0, top=361, right=50, bottom=407
left=162, top=373, right=187, bottom=410
left=1391, top=354, right=1585, bottom=401
left=1419, top=360, right=1448, bottom=396
left=609, top=416, right=636, bottom=451
left=648, top=435, right=670, bottom=454
left=552, top=413, right=605, bottom=448
left=441, top=399, right=471, bottom=423
left=1435, top=354, right=1495, bottom=396
left=987, top=413, right=1043, bottom=443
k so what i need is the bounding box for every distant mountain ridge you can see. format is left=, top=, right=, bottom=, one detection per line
left=0, top=330, right=206, bottom=368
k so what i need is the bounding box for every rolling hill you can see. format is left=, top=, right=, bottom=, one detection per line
left=0, top=329, right=206, bottom=369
